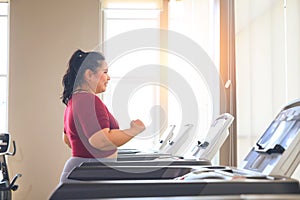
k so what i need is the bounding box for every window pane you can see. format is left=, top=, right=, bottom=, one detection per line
left=0, top=3, right=8, bottom=15
left=0, top=77, right=7, bottom=132
left=167, top=52, right=212, bottom=142
left=104, top=10, right=160, bottom=39
left=0, top=2, right=8, bottom=133
left=102, top=0, right=217, bottom=154
left=0, top=17, right=8, bottom=75
left=103, top=51, right=160, bottom=150
left=103, top=8, right=161, bottom=150
left=169, top=0, right=213, bottom=60
left=168, top=0, right=216, bottom=158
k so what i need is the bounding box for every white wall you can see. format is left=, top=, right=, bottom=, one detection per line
left=8, top=0, right=100, bottom=199
left=287, top=0, right=300, bottom=180
left=286, top=0, right=300, bottom=101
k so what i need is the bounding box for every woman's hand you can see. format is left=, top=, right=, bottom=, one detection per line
left=89, top=120, right=146, bottom=150
left=130, top=119, right=145, bottom=136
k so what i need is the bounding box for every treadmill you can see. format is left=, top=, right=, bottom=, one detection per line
left=115, top=124, right=178, bottom=161
left=117, top=124, right=177, bottom=156
left=53, top=113, right=234, bottom=184
left=68, top=113, right=234, bottom=172
left=116, top=113, right=234, bottom=163
left=49, top=100, right=300, bottom=199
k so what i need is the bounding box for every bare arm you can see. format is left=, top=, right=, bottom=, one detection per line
left=63, top=133, right=71, bottom=148
left=88, top=119, right=145, bottom=151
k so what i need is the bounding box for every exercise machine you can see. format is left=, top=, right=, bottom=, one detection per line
left=117, top=113, right=234, bottom=162
left=0, top=133, right=21, bottom=200
left=50, top=100, right=300, bottom=199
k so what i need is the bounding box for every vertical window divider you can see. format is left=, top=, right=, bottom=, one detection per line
left=219, top=0, right=237, bottom=167
left=159, top=0, right=169, bottom=136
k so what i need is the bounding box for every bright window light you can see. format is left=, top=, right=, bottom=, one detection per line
left=0, top=2, right=8, bottom=133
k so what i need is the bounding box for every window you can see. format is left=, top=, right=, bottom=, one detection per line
left=101, top=0, right=220, bottom=160
left=101, top=0, right=161, bottom=150
left=167, top=0, right=219, bottom=157
left=0, top=2, right=8, bottom=133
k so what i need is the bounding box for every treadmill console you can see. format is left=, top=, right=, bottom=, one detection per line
left=241, top=99, right=300, bottom=177
left=191, top=113, right=234, bottom=161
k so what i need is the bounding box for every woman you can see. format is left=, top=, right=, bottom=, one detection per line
left=60, top=49, right=145, bottom=183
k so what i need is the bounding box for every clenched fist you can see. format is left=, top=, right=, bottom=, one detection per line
left=129, top=119, right=145, bottom=135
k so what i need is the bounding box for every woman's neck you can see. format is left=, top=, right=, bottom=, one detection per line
left=73, top=85, right=94, bottom=94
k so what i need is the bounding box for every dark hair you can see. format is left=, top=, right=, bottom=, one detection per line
left=61, top=49, right=105, bottom=105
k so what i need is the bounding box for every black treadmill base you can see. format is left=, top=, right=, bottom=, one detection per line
left=50, top=180, right=300, bottom=200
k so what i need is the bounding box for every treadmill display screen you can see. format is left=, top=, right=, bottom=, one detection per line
left=256, top=106, right=300, bottom=153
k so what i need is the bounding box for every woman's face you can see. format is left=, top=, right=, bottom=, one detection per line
left=95, top=61, right=110, bottom=93
left=87, top=61, right=110, bottom=94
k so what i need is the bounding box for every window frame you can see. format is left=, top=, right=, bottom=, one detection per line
left=99, top=0, right=234, bottom=163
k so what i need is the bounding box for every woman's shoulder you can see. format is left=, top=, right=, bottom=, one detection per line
left=71, top=92, right=100, bottom=104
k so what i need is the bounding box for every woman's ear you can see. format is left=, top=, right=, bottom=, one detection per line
left=83, top=69, right=94, bottom=81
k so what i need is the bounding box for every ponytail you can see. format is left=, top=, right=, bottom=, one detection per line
left=61, top=49, right=105, bottom=105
